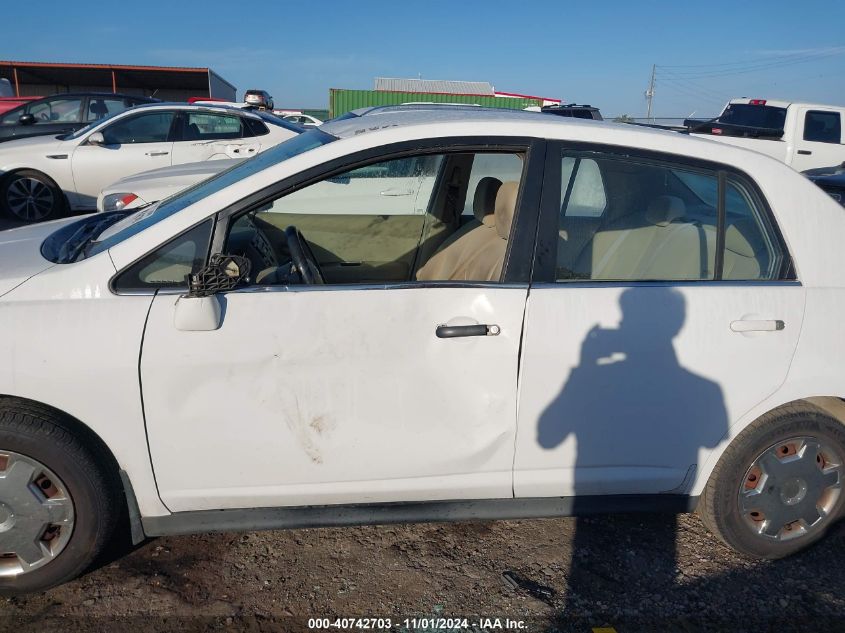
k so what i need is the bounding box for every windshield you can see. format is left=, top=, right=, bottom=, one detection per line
left=83, top=127, right=336, bottom=258
left=60, top=108, right=125, bottom=140
left=718, top=104, right=787, bottom=131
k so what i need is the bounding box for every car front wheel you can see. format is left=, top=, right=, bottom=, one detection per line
left=1, top=170, right=65, bottom=223
left=0, top=400, right=120, bottom=595
left=699, top=402, right=845, bottom=559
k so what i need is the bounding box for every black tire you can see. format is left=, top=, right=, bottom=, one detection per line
left=0, top=400, right=121, bottom=595
left=699, top=401, right=845, bottom=559
left=1, top=169, right=66, bottom=223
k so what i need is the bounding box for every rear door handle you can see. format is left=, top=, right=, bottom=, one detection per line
left=730, top=319, right=785, bottom=332
left=145, top=150, right=169, bottom=157
left=797, top=150, right=812, bottom=155
left=436, top=324, right=501, bottom=338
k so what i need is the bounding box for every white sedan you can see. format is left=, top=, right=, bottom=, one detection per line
left=97, top=158, right=241, bottom=213
left=0, top=103, right=302, bottom=223
left=1, top=105, right=845, bottom=594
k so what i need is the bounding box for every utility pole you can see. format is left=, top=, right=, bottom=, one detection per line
left=645, top=64, right=656, bottom=122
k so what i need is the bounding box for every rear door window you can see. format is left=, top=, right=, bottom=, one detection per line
left=554, top=150, right=788, bottom=282
left=804, top=111, right=842, bottom=144
left=183, top=112, right=244, bottom=140
left=85, top=97, right=137, bottom=122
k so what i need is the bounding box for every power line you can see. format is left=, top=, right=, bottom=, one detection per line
left=657, top=69, right=730, bottom=100
left=656, top=48, right=845, bottom=79
left=659, top=46, right=845, bottom=69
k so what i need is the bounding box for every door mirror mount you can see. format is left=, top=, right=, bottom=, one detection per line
left=87, top=132, right=106, bottom=146
left=186, top=253, right=251, bottom=298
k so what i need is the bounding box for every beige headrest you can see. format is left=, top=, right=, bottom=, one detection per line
left=494, top=181, right=519, bottom=240
left=473, top=177, right=502, bottom=224
left=645, top=195, right=685, bottom=226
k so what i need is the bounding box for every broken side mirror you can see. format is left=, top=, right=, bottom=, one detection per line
left=174, top=254, right=251, bottom=332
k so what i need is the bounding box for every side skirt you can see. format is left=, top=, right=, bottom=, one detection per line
left=142, top=495, right=699, bottom=537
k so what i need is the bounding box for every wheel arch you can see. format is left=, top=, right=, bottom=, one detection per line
left=0, top=394, right=146, bottom=543
left=692, top=394, right=845, bottom=497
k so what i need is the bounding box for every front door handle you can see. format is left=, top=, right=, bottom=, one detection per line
left=380, top=187, right=414, bottom=196
left=730, top=319, right=785, bottom=332
left=436, top=324, right=501, bottom=338
left=145, top=150, right=169, bottom=157
left=797, top=150, right=812, bottom=156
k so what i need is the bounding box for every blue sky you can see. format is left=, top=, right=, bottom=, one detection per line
left=3, top=0, right=844, bottom=117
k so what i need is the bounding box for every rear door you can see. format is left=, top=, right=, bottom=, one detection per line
left=170, top=111, right=262, bottom=164
left=790, top=108, right=845, bottom=171
left=514, top=144, right=804, bottom=498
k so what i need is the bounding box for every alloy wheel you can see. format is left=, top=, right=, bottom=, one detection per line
left=5, top=177, right=56, bottom=222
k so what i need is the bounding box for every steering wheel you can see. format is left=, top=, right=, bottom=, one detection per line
left=284, top=226, right=324, bottom=285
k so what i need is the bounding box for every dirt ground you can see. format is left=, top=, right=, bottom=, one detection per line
left=3, top=511, right=845, bottom=633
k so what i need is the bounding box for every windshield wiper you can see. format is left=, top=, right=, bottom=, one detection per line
left=57, top=214, right=128, bottom=263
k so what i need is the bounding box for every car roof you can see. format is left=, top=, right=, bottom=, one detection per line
left=321, top=104, right=621, bottom=140
left=118, top=102, right=269, bottom=119
left=30, top=92, right=158, bottom=100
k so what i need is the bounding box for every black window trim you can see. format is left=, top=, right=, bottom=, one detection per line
left=533, top=140, right=795, bottom=284
left=109, top=136, right=547, bottom=295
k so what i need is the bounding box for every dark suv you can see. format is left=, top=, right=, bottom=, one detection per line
left=541, top=103, right=603, bottom=121
left=804, top=163, right=845, bottom=206
left=0, top=92, right=158, bottom=142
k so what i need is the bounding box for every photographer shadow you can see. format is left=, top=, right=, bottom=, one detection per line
left=536, top=286, right=729, bottom=616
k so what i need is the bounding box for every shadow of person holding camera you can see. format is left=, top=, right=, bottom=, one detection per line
left=537, top=286, right=729, bottom=620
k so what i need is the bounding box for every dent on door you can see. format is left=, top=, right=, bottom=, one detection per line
left=141, top=286, right=528, bottom=511
left=207, top=141, right=261, bottom=160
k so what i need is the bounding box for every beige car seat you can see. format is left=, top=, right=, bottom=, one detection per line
left=576, top=195, right=712, bottom=280
left=417, top=181, right=518, bottom=282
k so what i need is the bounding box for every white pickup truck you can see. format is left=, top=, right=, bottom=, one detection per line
left=686, top=98, right=845, bottom=172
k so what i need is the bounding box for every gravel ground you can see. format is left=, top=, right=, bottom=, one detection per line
left=3, top=512, right=845, bottom=633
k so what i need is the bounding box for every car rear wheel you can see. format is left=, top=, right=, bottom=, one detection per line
left=699, top=402, right=845, bottom=559
left=1, top=170, right=65, bottom=223
left=0, top=401, right=120, bottom=595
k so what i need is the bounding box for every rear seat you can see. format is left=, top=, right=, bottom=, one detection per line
left=574, top=195, right=713, bottom=280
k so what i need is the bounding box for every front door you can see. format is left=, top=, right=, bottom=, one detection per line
left=514, top=146, right=805, bottom=498
left=71, top=110, right=175, bottom=208
left=137, top=145, right=538, bottom=512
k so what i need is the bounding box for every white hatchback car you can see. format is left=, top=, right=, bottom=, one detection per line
left=0, top=103, right=302, bottom=223
left=1, top=106, right=844, bottom=594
